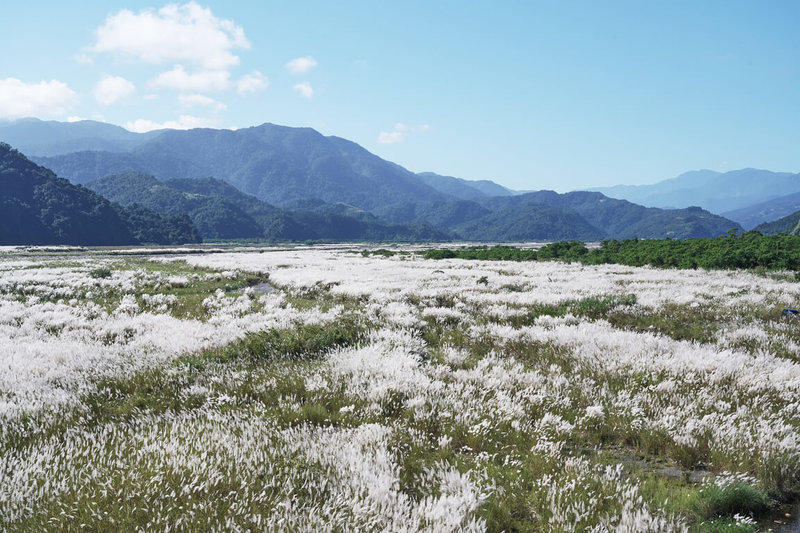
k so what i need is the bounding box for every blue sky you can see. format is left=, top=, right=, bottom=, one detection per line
left=2, top=1, right=799, bottom=191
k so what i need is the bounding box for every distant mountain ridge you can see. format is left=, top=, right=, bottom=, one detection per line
left=590, top=168, right=800, bottom=216
left=375, top=190, right=740, bottom=240
left=0, top=118, right=160, bottom=156
left=1, top=119, right=514, bottom=210
left=590, top=170, right=722, bottom=206
left=721, top=192, right=800, bottom=230
left=415, top=172, right=514, bottom=200
left=28, top=123, right=452, bottom=211
left=473, top=190, right=738, bottom=240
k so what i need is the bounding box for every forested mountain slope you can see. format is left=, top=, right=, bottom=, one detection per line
left=0, top=144, right=198, bottom=245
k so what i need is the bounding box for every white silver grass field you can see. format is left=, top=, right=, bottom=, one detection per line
left=0, top=246, right=798, bottom=531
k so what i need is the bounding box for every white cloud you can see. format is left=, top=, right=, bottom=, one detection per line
left=91, top=2, right=249, bottom=70
left=150, top=65, right=232, bottom=92
left=293, top=82, right=314, bottom=98
left=66, top=116, right=86, bottom=123
left=143, top=93, right=159, bottom=100
left=285, top=56, right=317, bottom=75
left=178, top=93, right=226, bottom=111
left=377, top=123, right=430, bottom=145
left=93, top=75, right=136, bottom=106
left=149, top=66, right=268, bottom=96
left=236, top=71, right=269, bottom=94
left=377, top=130, right=406, bottom=145
left=0, top=78, right=77, bottom=120
left=178, top=93, right=215, bottom=107
left=124, top=114, right=218, bottom=133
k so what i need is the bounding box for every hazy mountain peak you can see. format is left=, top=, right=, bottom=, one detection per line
left=589, top=168, right=800, bottom=215
left=416, top=171, right=513, bottom=200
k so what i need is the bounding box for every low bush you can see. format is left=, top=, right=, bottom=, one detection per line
left=701, top=482, right=771, bottom=519
left=89, top=267, right=112, bottom=279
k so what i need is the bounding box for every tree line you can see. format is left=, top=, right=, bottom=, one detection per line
left=422, top=231, right=800, bottom=271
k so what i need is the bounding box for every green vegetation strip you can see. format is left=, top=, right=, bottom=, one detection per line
left=420, top=232, right=800, bottom=271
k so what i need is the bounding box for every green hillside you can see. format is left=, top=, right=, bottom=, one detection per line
left=754, top=210, right=800, bottom=235
left=86, top=172, right=451, bottom=242
left=0, top=143, right=197, bottom=246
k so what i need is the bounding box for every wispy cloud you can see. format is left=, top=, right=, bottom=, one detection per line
left=93, top=75, right=135, bottom=106
left=178, top=93, right=227, bottom=112
left=0, top=78, right=77, bottom=120
left=293, top=82, right=314, bottom=99
left=377, top=123, right=431, bottom=145
left=236, top=71, right=269, bottom=94
left=149, top=66, right=232, bottom=92
left=377, top=130, right=406, bottom=145
left=285, top=56, right=317, bottom=75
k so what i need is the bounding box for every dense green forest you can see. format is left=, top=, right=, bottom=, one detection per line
left=420, top=231, right=800, bottom=271
left=0, top=143, right=198, bottom=245
left=116, top=205, right=201, bottom=245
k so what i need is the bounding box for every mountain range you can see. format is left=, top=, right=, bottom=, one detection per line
left=30, top=123, right=454, bottom=211
left=0, top=118, right=750, bottom=244
left=85, top=172, right=450, bottom=242
left=590, top=168, right=800, bottom=227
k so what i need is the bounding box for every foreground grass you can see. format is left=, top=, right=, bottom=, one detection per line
left=4, top=328, right=788, bottom=531
left=1, top=252, right=799, bottom=531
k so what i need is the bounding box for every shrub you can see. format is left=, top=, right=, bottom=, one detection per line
left=701, top=482, right=771, bottom=519
left=226, top=317, right=364, bottom=362
left=89, top=267, right=112, bottom=279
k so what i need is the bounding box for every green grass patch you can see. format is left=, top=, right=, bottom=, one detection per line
left=361, top=248, right=397, bottom=257
left=88, top=267, right=112, bottom=279
left=187, top=315, right=366, bottom=367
